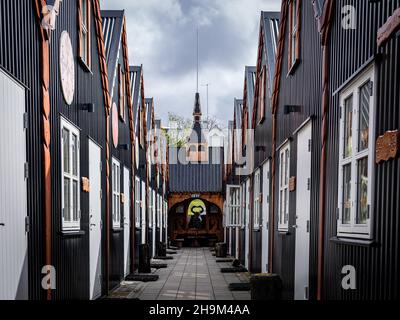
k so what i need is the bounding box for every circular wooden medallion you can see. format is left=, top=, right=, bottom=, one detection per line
left=112, top=102, right=119, bottom=148
left=59, top=31, right=75, bottom=105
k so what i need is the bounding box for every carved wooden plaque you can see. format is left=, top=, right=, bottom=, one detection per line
left=289, top=176, right=296, bottom=192
left=121, top=193, right=125, bottom=204
left=81, top=177, right=90, bottom=193
left=59, top=31, right=75, bottom=105
left=376, top=130, right=399, bottom=163
left=112, top=102, right=119, bottom=148
left=377, top=8, right=400, bottom=47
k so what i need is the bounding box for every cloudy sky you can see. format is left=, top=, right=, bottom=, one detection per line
left=101, top=0, right=281, bottom=125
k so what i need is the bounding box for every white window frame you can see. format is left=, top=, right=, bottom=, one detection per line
left=148, top=188, right=154, bottom=228
left=226, top=185, right=241, bottom=227
left=337, top=65, right=375, bottom=239
left=157, top=194, right=161, bottom=228
left=135, top=177, right=141, bottom=228
left=278, top=142, right=290, bottom=231
left=141, top=181, right=146, bottom=228
left=81, top=0, right=90, bottom=65
left=164, top=200, right=168, bottom=228
left=253, top=169, right=261, bottom=229
left=112, top=158, right=121, bottom=229
left=240, top=182, right=246, bottom=228
left=61, top=117, right=81, bottom=231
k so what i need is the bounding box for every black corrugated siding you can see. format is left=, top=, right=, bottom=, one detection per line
left=48, top=0, right=108, bottom=299
left=0, top=0, right=44, bottom=300
left=273, top=0, right=323, bottom=300
left=324, top=0, right=400, bottom=300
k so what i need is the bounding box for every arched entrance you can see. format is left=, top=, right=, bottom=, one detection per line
left=168, top=197, right=223, bottom=247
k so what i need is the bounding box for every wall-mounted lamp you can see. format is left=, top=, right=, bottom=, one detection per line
left=284, top=105, right=302, bottom=115
left=81, top=103, right=95, bottom=113
left=118, top=143, right=130, bottom=151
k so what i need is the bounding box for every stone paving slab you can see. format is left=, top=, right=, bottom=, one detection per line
left=109, top=248, right=251, bottom=300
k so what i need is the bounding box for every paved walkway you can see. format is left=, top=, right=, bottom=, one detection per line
left=110, top=248, right=251, bottom=300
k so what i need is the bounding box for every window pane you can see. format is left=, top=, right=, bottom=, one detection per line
left=63, top=128, right=70, bottom=173
left=285, top=149, right=289, bottom=184
left=344, top=96, right=353, bottom=158
left=72, top=134, right=78, bottom=176
left=342, top=164, right=351, bottom=224
left=82, top=0, right=87, bottom=27
left=284, top=188, right=288, bottom=224
left=64, top=178, right=71, bottom=222
left=358, top=82, right=370, bottom=152
left=73, top=180, right=78, bottom=221
left=357, top=157, right=368, bottom=224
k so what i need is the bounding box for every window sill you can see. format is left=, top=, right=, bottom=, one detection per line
left=59, top=230, right=86, bottom=237
left=287, top=59, right=300, bottom=76
left=78, top=57, right=92, bottom=74
left=278, top=230, right=291, bottom=236
left=330, top=236, right=378, bottom=247
left=112, top=227, right=123, bottom=233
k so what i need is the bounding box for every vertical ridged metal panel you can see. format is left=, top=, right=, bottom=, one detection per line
left=47, top=0, right=108, bottom=299
left=324, top=0, right=400, bottom=300
left=0, top=0, right=44, bottom=300
left=273, top=0, right=323, bottom=300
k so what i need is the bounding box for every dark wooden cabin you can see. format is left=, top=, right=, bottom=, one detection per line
left=129, top=65, right=146, bottom=269
left=321, top=0, right=400, bottom=300
left=268, top=0, right=324, bottom=300
left=240, top=66, right=256, bottom=270
left=0, top=0, right=114, bottom=300
left=102, top=10, right=135, bottom=288
left=145, top=98, right=157, bottom=257
left=249, top=11, right=280, bottom=275
left=0, top=0, right=43, bottom=300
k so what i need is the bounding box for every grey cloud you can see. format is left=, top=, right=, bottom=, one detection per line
left=101, top=0, right=281, bottom=124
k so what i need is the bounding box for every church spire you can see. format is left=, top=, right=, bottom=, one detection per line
left=193, top=92, right=202, bottom=122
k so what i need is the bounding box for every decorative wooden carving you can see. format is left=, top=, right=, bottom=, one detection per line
left=377, top=8, right=400, bottom=47
left=121, top=193, right=125, bottom=204
left=112, top=102, right=119, bottom=148
left=376, top=130, right=400, bottom=163
left=81, top=177, right=90, bottom=193
left=289, top=176, right=296, bottom=192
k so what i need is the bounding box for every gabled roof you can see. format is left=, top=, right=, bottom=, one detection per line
left=101, top=10, right=125, bottom=93
left=145, top=98, right=154, bottom=131
left=130, top=65, right=142, bottom=128
left=234, top=98, right=243, bottom=130
left=261, top=11, right=280, bottom=98
left=244, top=66, right=256, bottom=127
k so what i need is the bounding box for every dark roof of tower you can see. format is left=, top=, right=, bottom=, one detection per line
left=193, top=92, right=202, bottom=115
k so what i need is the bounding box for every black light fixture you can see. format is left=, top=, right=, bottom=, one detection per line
left=284, top=105, right=302, bottom=115
left=118, top=143, right=130, bottom=151
left=81, top=103, right=95, bottom=113
left=256, top=146, right=266, bottom=152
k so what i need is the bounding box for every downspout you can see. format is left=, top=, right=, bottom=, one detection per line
left=317, top=0, right=334, bottom=300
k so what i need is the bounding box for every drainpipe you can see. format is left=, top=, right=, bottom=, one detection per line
left=317, top=0, right=335, bottom=300
left=269, top=113, right=277, bottom=274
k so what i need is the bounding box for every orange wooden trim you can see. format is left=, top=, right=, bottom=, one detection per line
left=77, top=0, right=83, bottom=59
left=34, top=0, right=54, bottom=300
left=295, top=0, right=302, bottom=60
left=87, top=0, right=92, bottom=68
